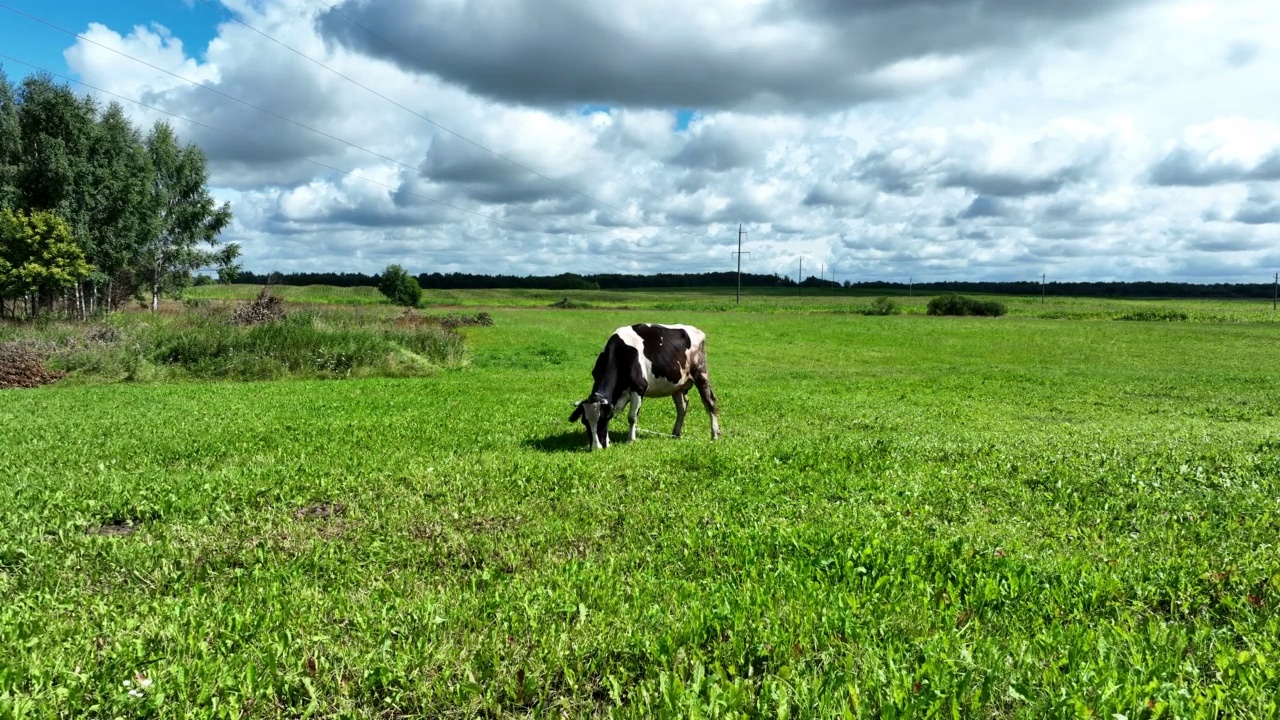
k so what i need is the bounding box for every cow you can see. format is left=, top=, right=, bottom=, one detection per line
left=569, top=323, right=721, bottom=451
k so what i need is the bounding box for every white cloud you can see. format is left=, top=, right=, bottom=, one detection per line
left=57, top=0, right=1280, bottom=282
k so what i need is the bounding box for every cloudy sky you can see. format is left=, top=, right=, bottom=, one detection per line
left=2, top=0, right=1279, bottom=281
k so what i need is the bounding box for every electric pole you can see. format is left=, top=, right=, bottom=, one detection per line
left=732, top=224, right=751, bottom=305
left=798, top=258, right=803, bottom=297
left=1042, top=273, right=1046, bottom=304
left=1273, top=272, right=1277, bottom=312
left=909, top=276, right=913, bottom=297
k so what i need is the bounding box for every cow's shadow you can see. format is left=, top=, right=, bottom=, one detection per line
left=524, top=431, right=590, bottom=453
left=524, top=430, right=644, bottom=453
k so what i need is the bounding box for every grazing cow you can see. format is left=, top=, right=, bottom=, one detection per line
left=569, top=323, right=721, bottom=451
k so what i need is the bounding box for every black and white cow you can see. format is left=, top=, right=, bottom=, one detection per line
left=569, top=323, right=721, bottom=451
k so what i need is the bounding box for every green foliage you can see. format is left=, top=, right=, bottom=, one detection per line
left=0, top=208, right=93, bottom=299
left=862, top=296, right=900, bottom=315
left=0, top=68, right=237, bottom=316
left=927, top=293, right=1007, bottom=317
left=377, top=264, right=423, bottom=307
left=3, top=305, right=1280, bottom=716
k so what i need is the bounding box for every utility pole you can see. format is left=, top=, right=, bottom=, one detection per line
left=909, top=276, right=913, bottom=297
left=798, top=258, right=803, bottom=297
left=732, top=224, right=751, bottom=305
left=1042, top=273, right=1046, bottom=304
left=1273, top=272, right=1277, bottom=312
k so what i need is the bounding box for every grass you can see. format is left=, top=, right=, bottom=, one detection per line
left=2, top=295, right=1280, bottom=717
left=189, top=283, right=1280, bottom=323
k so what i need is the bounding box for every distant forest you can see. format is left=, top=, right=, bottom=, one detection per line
left=229, top=270, right=1280, bottom=299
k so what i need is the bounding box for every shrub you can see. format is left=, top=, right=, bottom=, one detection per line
left=927, top=294, right=1006, bottom=317
left=551, top=297, right=591, bottom=309
left=378, top=265, right=422, bottom=307
left=862, top=296, right=901, bottom=316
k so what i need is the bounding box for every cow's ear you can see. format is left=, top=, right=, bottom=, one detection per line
left=569, top=403, right=583, bottom=423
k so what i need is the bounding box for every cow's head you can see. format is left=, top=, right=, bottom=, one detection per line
left=569, top=392, right=612, bottom=451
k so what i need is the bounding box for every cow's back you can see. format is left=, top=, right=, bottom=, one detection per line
left=613, top=323, right=704, bottom=398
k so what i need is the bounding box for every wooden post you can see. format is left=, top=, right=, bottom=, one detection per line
left=732, top=224, right=750, bottom=305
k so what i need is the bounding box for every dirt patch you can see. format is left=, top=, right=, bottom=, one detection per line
left=456, top=514, right=523, bottom=535
left=392, top=309, right=440, bottom=328
left=86, top=524, right=137, bottom=537
left=295, top=502, right=346, bottom=520
left=411, top=521, right=447, bottom=541
left=0, top=343, right=66, bottom=390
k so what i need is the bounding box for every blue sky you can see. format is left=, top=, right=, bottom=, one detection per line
left=0, top=0, right=218, bottom=83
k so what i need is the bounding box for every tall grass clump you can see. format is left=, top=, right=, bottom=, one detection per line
left=43, top=309, right=469, bottom=383
left=927, top=293, right=1007, bottom=317
left=861, top=296, right=901, bottom=315
left=1114, top=308, right=1190, bottom=322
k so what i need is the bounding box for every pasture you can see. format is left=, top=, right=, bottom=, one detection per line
left=2, top=290, right=1279, bottom=718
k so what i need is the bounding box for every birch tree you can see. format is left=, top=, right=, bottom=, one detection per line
left=142, top=122, right=234, bottom=312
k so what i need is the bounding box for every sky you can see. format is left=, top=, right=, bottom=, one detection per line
left=1, top=0, right=1279, bottom=282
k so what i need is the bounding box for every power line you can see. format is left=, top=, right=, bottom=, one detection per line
left=190, top=0, right=651, bottom=228
left=0, top=53, right=552, bottom=237
left=0, top=3, right=604, bottom=236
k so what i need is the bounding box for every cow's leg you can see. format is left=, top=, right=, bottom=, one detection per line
left=627, top=392, right=642, bottom=442
left=672, top=390, right=689, bottom=438
left=692, top=370, right=720, bottom=440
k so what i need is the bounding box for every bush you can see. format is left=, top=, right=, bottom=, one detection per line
left=927, top=294, right=1006, bottom=317
left=378, top=265, right=422, bottom=307
left=862, top=296, right=901, bottom=316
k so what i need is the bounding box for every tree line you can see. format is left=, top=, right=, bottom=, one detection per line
left=0, top=68, right=237, bottom=319
left=238, top=270, right=800, bottom=291
left=234, top=270, right=1280, bottom=299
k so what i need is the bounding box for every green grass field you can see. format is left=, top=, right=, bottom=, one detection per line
left=3, top=291, right=1279, bottom=718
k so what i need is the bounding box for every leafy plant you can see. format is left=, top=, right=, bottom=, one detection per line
left=377, top=264, right=423, bottom=308
left=0, top=208, right=94, bottom=310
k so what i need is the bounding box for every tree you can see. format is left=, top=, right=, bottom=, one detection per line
left=0, top=208, right=93, bottom=316
left=141, top=121, right=235, bottom=312
left=216, top=242, right=242, bottom=284
left=0, top=70, right=20, bottom=210
left=13, top=73, right=97, bottom=233
left=84, top=102, right=154, bottom=312
left=378, top=264, right=422, bottom=307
